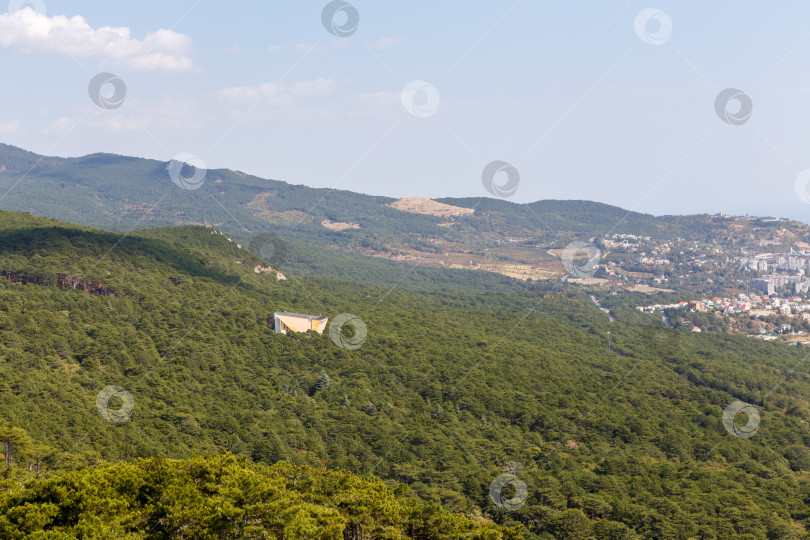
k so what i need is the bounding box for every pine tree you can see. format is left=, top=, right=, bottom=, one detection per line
left=0, top=422, right=31, bottom=470
left=313, top=370, right=331, bottom=393
left=363, top=402, right=377, bottom=417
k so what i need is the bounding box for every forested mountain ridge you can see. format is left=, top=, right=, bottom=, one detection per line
left=1, top=210, right=810, bottom=537
left=2, top=143, right=806, bottom=288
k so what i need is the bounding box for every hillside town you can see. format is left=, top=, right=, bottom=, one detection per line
left=636, top=293, right=810, bottom=340
left=594, top=217, right=810, bottom=294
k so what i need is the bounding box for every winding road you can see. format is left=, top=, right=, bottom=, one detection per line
left=589, top=294, right=616, bottom=322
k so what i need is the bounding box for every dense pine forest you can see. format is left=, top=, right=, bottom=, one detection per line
left=1, top=210, right=810, bottom=537
left=0, top=454, right=521, bottom=538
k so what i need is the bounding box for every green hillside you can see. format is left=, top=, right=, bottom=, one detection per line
left=1, top=143, right=772, bottom=290
left=438, top=197, right=662, bottom=238
left=1, top=210, right=810, bottom=537
left=0, top=145, right=658, bottom=241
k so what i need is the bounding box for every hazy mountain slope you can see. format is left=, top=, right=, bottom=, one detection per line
left=438, top=197, right=662, bottom=237
left=5, top=144, right=802, bottom=290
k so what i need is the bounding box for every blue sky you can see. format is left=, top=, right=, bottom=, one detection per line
left=1, top=1, right=810, bottom=220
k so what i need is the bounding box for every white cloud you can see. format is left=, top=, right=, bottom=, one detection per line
left=0, top=121, right=20, bottom=134
left=0, top=8, right=193, bottom=71
left=294, top=41, right=346, bottom=53
left=295, top=42, right=323, bottom=52
left=226, top=45, right=242, bottom=54
left=369, top=37, right=405, bottom=50
left=44, top=108, right=181, bottom=135
left=289, top=78, right=346, bottom=96
left=217, top=78, right=348, bottom=105
left=357, top=91, right=401, bottom=107
left=44, top=116, right=76, bottom=134
left=92, top=116, right=141, bottom=133
left=217, top=83, right=291, bottom=104
left=267, top=45, right=284, bottom=53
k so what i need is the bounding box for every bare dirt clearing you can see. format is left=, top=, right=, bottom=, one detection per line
left=386, top=198, right=475, bottom=218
